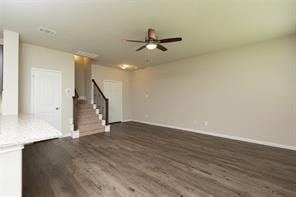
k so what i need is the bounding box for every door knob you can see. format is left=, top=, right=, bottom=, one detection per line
left=56, top=107, right=60, bottom=110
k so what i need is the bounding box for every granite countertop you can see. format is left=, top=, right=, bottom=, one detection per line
left=0, top=114, right=62, bottom=148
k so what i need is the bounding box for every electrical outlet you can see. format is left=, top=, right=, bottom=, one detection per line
left=204, top=121, right=209, bottom=126
left=145, top=94, right=149, bottom=98
left=145, top=114, right=149, bottom=119
left=193, top=120, right=197, bottom=125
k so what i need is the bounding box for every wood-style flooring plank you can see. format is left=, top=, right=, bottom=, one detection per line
left=23, top=122, right=296, bottom=197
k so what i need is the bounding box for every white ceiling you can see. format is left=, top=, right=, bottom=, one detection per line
left=1, top=0, right=296, bottom=68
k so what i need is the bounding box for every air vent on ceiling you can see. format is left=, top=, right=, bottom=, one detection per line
left=75, top=50, right=99, bottom=59
left=38, top=27, right=57, bottom=36
left=38, top=27, right=56, bottom=36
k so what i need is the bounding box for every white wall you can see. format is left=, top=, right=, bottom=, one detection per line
left=2, top=30, right=19, bottom=115
left=92, top=65, right=132, bottom=121
left=19, top=43, right=75, bottom=135
left=132, top=36, right=296, bottom=147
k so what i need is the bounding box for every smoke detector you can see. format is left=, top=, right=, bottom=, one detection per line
left=75, top=51, right=99, bottom=59
left=38, top=27, right=56, bottom=36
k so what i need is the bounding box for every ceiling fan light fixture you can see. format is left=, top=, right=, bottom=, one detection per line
left=146, top=43, right=157, bottom=50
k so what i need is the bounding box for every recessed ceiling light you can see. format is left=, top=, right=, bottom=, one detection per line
left=75, top=51, right=99, bottom=59
left=119, top=64, right=130, bottom=69
left=38, top=26, right=56, bottom=36
left=119, top=64, right=138, bottom=70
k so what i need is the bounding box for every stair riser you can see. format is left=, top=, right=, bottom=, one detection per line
left=80, top=129, right=104, bottom=137
left=77, top=108, right=95, bottom=112
left=77, top=111, right=97, bottom=116
left=78, top=118, right=101, bottom=125
left=77, top=107, right=94, bottom=110
left=77, top=110, right=96, bottom=115
left=79, top=123, right=104, bottom=131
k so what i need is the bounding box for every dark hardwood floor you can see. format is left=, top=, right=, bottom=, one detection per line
left=23, top=122, right=296, bottom=197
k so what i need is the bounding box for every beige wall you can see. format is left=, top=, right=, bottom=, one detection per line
left=75, top=56, right=92, bottom=102
left=92, top=64, right=132, bottom=120
left=132, top=36, right=296, bottom=147
left=75, top=57, right=85, bottom=97
left=84, top=58, right=92, bottom=103
left=19, top=43, right=75, bottom=135
left=2, top=30, right=19, bottom=115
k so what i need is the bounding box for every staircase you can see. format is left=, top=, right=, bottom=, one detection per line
left=72, top=79, right=110, bottom=138
left=76, top=100, right=105, bottom=137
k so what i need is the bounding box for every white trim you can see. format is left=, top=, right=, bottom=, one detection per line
left=78, top=96, right=86, bottom=100
left=132, top=119, right=296, bottom=151
left=72, top=130, right=80, bottom=139
left=122, top=119, right=132, bottom=122
left=105, top=125, right=110, bottom=132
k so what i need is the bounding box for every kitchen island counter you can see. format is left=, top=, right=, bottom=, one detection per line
left=0, top=114, right=62, bottom=197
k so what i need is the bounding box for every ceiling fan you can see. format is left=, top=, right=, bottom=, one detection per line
left=125, top=28, right=182, bottom=52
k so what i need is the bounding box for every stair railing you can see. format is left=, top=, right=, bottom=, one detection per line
left=72, top=89, right=79, bottom=131
left=92, top=79, right=109, bottom=125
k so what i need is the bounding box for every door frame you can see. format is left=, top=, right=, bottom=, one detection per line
left=103, top=80, right=123, bottom=123
left=31, top=67, right=62, bottom=130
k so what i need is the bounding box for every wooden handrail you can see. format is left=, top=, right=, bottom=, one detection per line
left=92, top=79, right=109, bottom=125
left=91, top=79, right=108, bottom=101
left=72, top=89, right=79, bottom=131
left=72, top=89, right=79, bottom=99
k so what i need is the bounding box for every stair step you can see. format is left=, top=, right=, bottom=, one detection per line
left=80, top=128, right=105, bottom=137
left=78, top=117, right=101, bottom=125
left=78, top=109, right=94, bottom=113
left=78, top=105, right=93, bottom=110
left=79, top=122, right=104, bottom=132
left=77, top=113, right=98, bottom=119
left=78, top=100, right=86, bottom=104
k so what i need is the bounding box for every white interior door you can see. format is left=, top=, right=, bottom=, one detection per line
left=31, top=68, right=62, bottom=131
left=103, top=80, right=122, bottom=123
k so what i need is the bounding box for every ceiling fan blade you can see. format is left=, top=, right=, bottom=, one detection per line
left=125, top=39, right=146, bottom=43
left=159, top=37, right=182, bottom=43
left=136, top=45, right=146, bottom=51
left=148, top=28, right=157, bottom=40
left=157, top=44, right=168, bottom=51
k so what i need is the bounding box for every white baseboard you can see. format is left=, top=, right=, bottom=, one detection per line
left=122, top=119, right=132, bottom=122
left=132, top=119, right=296, bottom=151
